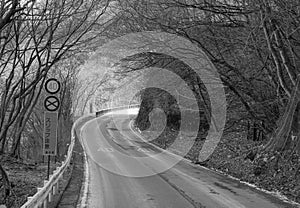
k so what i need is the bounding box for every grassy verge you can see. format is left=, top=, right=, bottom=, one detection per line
left=0, top=156, right=60, bottom=207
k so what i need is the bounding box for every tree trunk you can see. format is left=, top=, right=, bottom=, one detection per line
left=0, top=128, right=9, bottom=154
left=0, top=163, right=10, bottom=200
left=263, top=75, right=300, bottom=152
left=10, top=77, right=46, bottom=158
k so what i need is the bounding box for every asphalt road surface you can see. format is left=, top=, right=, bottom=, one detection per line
left=79, top=109, right=297, bottom=208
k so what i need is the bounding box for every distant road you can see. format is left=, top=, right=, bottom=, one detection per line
left=79, top=109, right=296, bottom=208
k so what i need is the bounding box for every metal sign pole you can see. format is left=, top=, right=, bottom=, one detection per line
left=47, top=155, right=50, bottom=180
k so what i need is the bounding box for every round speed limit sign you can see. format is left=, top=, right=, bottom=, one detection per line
left=45, top=78, right=60, bottom=94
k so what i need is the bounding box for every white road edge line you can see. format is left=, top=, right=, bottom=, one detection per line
left=77, top=149, right=90, bottom=208
left=78, top=118, right=96, bottom=208
left=78, top=114, right=111, bottom=208
left=128, top=119, right=300, bottom=207
left=77, top=107, right=139, bottom=208
left=75, top=114, right=95, bottom=208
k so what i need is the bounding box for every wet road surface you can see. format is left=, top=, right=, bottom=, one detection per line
left=79, top=110, right=297, bottom=208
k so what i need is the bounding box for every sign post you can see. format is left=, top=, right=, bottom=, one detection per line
left=43, top=112, right=58, bottom=155
left=43, top=78, right=60, bottom=180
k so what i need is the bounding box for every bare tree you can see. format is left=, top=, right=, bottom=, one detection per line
left=112, top=0, right=300, bottom=156
left=0, top=0, right=113, bottom=199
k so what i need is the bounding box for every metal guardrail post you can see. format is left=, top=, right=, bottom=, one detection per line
left=43, top=198, right=47, bottom=208
left=57, top=179, right=61, bottom=194
left=53, top=183, right=56, bottom=195
left=48, top=191, right=52, bottom=203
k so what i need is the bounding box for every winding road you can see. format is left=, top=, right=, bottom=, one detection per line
left=79, top=109, right=296, bottom=208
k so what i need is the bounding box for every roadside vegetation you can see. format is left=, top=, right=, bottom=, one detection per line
left=1, top=0, right=300, bottom=206
left=0, top=0, right=112, bottom=207
left=112, top=0, right=300, bottom=204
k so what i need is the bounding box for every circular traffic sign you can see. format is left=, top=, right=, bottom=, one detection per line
left=45, top=78, right=60, bottom=94
left=44, top=96, right=60, bottom=111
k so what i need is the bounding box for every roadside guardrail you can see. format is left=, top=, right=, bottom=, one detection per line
left=20, top=114, right=92, bottom=208
left=95, top=104, right=140, bottom=117
left=20, top=104, right=140, bottom=208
